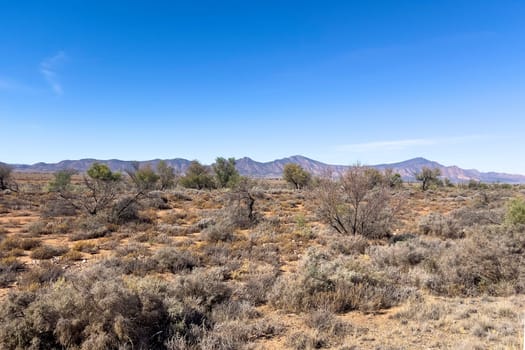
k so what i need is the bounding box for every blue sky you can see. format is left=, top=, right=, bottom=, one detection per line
left=1, top=1, right=524, bottom=173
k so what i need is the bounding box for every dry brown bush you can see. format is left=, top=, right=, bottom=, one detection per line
left=30, top=245, right=68, bottom=260
left=270, top=247, right=412, bottom=313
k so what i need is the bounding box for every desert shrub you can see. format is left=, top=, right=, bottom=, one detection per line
left=30, top=245, right=68, bottom=259
left=370, top=237, right=446, bottom=276
left=233, top=263, right=279, bottom=306
left=371, top=227, right=525, bottom=297
left=41, top=198, right=77, bottom=217
left=144, top=191, right=170, bottom=209
left=305, top=309, right=352, bottom=338
left=27, top=220, right=53, bottom=235
left=17, top=261, right=64, bottom=287
left=168, top=190, right=193, bottom=202
left=107, top=195, right=141, bottom=224
left=200, top=318, right=283, bottom=350
left=62, top=249, right=84, bottom=262
left=0, top=236, right=41, bottom=251
left=505, top=197, right=525, bottom=225
left=269, top=248, right=410, bottom=313
left=152, top=247, right=199, bottom=273
left=171, top=267, right=232, bottom=313
left=328, top=234, right=369, bottom=255
left=0, top=257, right=25, bottom=287
left=418, top=212, right=464, bottom=239
left=221, top=178, right=260, bottom=229
left=450, top=206, right=503, bottom=228
left=425, top=233, right=522, bottom=296
left=70, top=216, right=110, bottom=241
left=180, top=161, right=215, bottom=190
left=72, top=241, right=99, bottom=254
left=0, top=267, right=174, bottom=350
left=286, top=330, right=326, bottom=350
left=314, top=166, right=396, bottom=238
left=201, top=220, right=236, bottom=243
left=283, top=163, right=311, bottom=189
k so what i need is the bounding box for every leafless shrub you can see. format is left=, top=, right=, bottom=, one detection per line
left=314, top=165, right=396, bottom=239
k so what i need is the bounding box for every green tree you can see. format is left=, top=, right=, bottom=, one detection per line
left=180, top=161, right=215, bottom=190
left=283, top=163, right=311, bottom=189
left=127, top=163, right=159, bottom=193
left=83, top=163, right=122, bottom=215
left=384, top=169, right=403, bottom=188
left=415, top=167, right=441, bottom=191
left=156, top=160, right=176, bottom=190
left=212, top=157, right=240, bottom=188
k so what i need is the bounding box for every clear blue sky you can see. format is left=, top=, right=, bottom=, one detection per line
left=1, top=1, right=524, bottom=173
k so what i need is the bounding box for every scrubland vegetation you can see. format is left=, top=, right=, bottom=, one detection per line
left=0, top=160, right=525, bottom=349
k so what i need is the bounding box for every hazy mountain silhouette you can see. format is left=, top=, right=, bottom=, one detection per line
left=10, top=156, right=525, bottom=183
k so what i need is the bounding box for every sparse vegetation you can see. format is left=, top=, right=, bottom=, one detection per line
left=1, top=170, right=525, bottom=349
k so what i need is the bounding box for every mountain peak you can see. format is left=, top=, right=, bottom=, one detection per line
left=8, top=156, right=525, bottom=183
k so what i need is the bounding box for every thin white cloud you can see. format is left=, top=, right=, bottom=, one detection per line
left=337, top=135, right=484, bottom=153
left=0, top=77, right=35, bottom=93
left=40, top=51, right=67, bottom=95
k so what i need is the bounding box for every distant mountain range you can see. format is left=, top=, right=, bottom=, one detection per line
left=9, top=156, right=525, bottom=184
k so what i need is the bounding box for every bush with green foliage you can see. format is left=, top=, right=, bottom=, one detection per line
left=505, top=197, right=525, bottom=225
left=180, top=160, right=215, bottom=190
left=127, top=163, right=159, bottom=192
left=283, top=163, right=311, bottom=189
left=156, top=160, right=176, bottom=190
left=212, top=157, right=240, bottom=188
left=415, top=167, right=441, bottom=191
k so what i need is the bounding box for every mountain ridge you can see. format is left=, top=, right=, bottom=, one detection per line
left=8, top=156, right=525, bottom=184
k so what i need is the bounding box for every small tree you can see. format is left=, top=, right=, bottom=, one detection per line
left=82, top=163, right=122, bottom=215
left=315, top=165, right=394, bottom=238
left=283, top=163, right=311, bottom=189
left=384, top=169, right=403, bottom=188
left=48, top=169, right=77, bottom=193
left=415, top=167, right=441, bottom=191
left=224, top=177, right=258, bottom=228
left=126, top=163, right=159, bottom=193
left=156, top=160, right=176, bottom=190
left=179, top=161, right=215, bottom=190
left=213, top=157, right=240, bottom=188
left=0, top=163, right=14, bottom=190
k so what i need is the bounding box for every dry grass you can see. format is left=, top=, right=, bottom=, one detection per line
left=0, top=174, right=524, bottom=349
